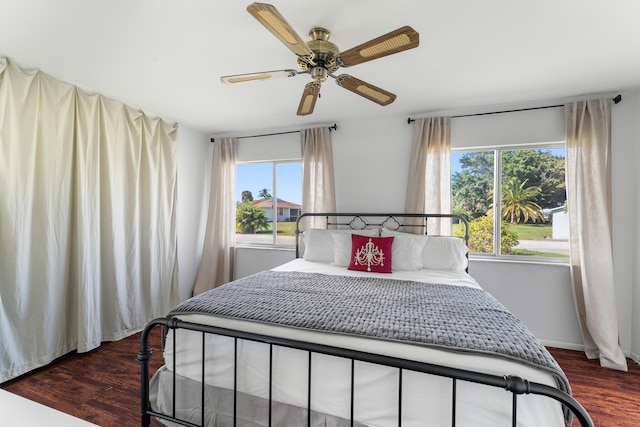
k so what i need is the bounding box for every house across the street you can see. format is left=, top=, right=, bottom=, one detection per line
left=252, top=198, right=301, bottom=222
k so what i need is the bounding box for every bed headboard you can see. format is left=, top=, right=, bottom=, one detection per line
left=295, top=212, right=469, bottom=262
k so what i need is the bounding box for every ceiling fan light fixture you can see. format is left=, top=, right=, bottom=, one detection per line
left=310, top=66, right=328, bottom=82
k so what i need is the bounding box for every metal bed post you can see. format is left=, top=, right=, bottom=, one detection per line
left=138, top=325, right=152, bottom=427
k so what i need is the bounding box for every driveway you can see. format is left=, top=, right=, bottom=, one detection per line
left=515, top=239, right=570, bottom=256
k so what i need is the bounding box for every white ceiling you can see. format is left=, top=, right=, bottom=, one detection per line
left=2, top=0, right=640, bottom=136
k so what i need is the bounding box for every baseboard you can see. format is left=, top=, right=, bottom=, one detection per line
left=540, top=339, right=584, bottom=352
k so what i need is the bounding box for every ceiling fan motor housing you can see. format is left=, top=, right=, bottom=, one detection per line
left=297, top=27, right=340, bottom=80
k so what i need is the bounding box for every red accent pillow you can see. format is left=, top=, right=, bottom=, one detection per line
left=348, top=234, right=394, bottom=273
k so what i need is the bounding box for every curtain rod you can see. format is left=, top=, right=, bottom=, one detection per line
left=407, top=94, right=622, bottom=124
left=210, top=123, right=337, bottom=143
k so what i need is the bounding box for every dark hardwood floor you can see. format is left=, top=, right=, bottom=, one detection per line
left=1, top=329, right=639, bottom=426
left=547, top=347, right=640, bottom=427
left=1, top=327, right=165, bottom=427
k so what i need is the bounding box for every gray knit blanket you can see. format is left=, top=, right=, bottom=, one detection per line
left=172, top=270, right=569, bottom=394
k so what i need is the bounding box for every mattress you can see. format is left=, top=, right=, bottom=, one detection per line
left=150, top=259, right=566, bottom=427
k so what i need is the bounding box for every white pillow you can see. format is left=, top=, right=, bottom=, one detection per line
left=380, top=229, right=427, bottom=270
left=422, top=236, right=468, bottom=271
left=331, top=229, right=379, bottom=267
left=302, top=229, right=336, bottom=262
left=303, top=228, right=378, bottom=263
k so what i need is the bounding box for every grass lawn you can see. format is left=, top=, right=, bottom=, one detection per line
left=256, top=222, right=296, bottom=235
left=276, top=222, right=296, bottom=235
left=454, top=222, right=551, bottom=239
left=507, top=223, right=552, bottom=240
left=513, top=249, right=568, bottom=258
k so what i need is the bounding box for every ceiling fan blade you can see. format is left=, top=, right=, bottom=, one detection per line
left=247, top=3, right=314, bottom=59
left=221, top=69, right=300, bottom=84
left=335, top=75, right=396, bottom=106
left=338, top=26, right=419, bottom=67
left=297, top=82, right=321, bottom=116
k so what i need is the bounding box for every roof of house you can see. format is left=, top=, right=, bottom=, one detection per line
left=252, top=198, right=301, bottom=209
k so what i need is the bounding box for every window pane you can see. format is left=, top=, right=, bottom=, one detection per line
left=236, top=163, right=274, bottom=245
left=451, top=151, right=495, bottom=254
left=275, top=163, right=302, bottom=246
left=235, top=161, right=302, bottom=247
left=500, top=148, right=568, bottom=258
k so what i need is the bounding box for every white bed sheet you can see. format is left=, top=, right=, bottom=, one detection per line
left=158, top=259, right=565, bottom=427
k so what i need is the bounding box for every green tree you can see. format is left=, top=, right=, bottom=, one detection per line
left=452, top=152, right=494, bottom=219
left=241, top=190, right=254, bottom=202
left=236, top=201, right=269, bottom=234
left=499, top=179, right=544, bottom=224
left=452, top=149, right=565, bottom=220
left=457, top=215, right=519, bottom=255
left=501, top=150, right=565, bottom=208
left=258, top=188, right=272, bottom=199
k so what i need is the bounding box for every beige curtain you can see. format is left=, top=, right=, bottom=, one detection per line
left=565, top=99, right=627, bottom=371
left=193, top=137, right=237, bottom=295
left=404, top=117, right=452, bottom=234
left=301, top=127, right=336, bottom=228
left=0, top=58, right=178, bottom=382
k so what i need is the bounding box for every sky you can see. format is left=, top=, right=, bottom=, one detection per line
left=236, top=162, right=302, bottom=204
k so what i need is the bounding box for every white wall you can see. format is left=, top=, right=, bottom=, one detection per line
left=470, top=260, right=582, bottom=349
left=635, top=91, right=640, bottom=361
left=332, top=117, right=413, bottom=212
left=176, top=126, right=211, bottom=302
left=227, top=92, right=640, bottom=355
left=614, top=92, right=640, bottom=360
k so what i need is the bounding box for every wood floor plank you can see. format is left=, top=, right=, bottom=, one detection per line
left=548, top=347, right=640, bottom=427
left=2, top=330, right=638, bottom=426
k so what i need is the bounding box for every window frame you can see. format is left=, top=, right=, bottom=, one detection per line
left=452, top=141, right=569, bottom=264
left=235, top=159, right=302, bottom=248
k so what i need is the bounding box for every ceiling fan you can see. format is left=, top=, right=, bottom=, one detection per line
left=221, top=2, right=420, bottom=116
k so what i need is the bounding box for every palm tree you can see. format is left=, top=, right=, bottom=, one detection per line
left=258, top=188, right=271, bottom=199
left=241, top=190, right=253, bottom=202
left=500, top=179, right=544, bottom=224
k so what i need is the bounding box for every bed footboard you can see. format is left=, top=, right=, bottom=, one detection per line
left=139, top=317, right=593, bottom=427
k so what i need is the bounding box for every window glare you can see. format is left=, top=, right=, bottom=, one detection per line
left=452, top=146, right=568, bottom=260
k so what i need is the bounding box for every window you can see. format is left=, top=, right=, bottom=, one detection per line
left=452, top=144, right=568, bottom=260
left=236, top=161, right=302, bottom=246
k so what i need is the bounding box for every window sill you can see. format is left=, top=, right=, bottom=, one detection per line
left=469, top=255, right=570, bottom=268
left=235, top=244, right=296, bottom=252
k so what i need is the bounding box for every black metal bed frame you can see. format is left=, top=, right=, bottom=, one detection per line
left=139, top=212, right=594, bottom=427
left=139, top=318, right=593, bottom=427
